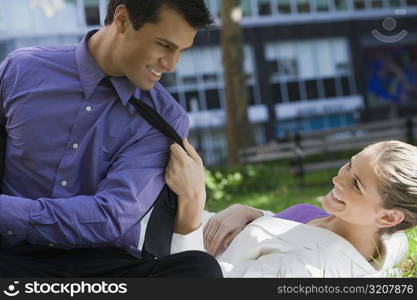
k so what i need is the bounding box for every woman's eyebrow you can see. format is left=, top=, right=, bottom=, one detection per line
left=351, top=157, right=366, bottom=191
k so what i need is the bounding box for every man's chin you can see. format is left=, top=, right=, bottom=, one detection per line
left=129, top=77, right=156, bottom=91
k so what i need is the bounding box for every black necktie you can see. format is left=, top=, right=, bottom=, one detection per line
left=129, top=95, right=184, bottom=258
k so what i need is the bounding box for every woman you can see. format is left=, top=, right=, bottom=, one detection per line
left=162, top=139, right=416, bottom=277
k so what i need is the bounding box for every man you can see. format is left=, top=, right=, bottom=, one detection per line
left=0, top=0, right=221, bottom=277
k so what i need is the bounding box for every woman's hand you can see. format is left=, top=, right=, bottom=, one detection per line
left=165, top=138, right=206, bottom=234
left=203, top=204, right=263, bottom=256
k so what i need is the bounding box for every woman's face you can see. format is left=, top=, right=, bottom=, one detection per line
left=321, top=146, right=385, bottom=227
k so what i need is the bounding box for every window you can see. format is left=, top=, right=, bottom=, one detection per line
left=297, top=0, right=311, bottom=13
left=332, top=39, right=350, bottom=75
left=371, top=0, right=384, bottom=8
left=354, top=0, right=366, bottom=9
left=164, top=45, right=260, bottom=115
left=204, top=0, right=221, bottom=18
left=328, top=114, right=342, bottom=128
left=316, top=0, right=330, bottom=11
left=334, top=0, right=349, bottom=10
left=247, top=86, right=256, bottom=106
left=205, top=89, right=221, bottom=110
left=287, top=81, right=301, bottom=102
left=265, top=42, right=298, bottom=79
left=162, top=73, right=177, bottom=88
left=341, top=76, right=351, bottom=96
left=185, top=91, right=200, bottom=112
left=258, top=0, right=272, bottom=15
left=305, top=80, right=319, bottom=99
left=277, top=0, right=292, bottom=14
left=265, top=38, right=355, bottom=102
left=323, top=78, right=337, bottom=98
left=0, top=43, right=6, bottom=61
left=278, top=59, right=298, bottom=78
left=0, top=4, right=5, bottom=32
left=310, top=117, right=325, bottom=130
left=271, top=83, right=284, bottom=103
left=170, top=92, right=180, bottom=104
left=84, top=0, right=100, bottom=26
left=315, top=40, right=334, bottom=77
left=241, top=0, right=254, bottom=17
left=389, top=0, right=401, bottom=7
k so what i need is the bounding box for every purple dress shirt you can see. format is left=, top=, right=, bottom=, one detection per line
left=0, top=30, right=189, bottom=258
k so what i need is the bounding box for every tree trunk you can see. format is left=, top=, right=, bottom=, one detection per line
left=220, top=0, right=253, bottom=166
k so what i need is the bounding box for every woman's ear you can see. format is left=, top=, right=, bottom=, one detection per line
left=376, top=209, right=404, bottom=228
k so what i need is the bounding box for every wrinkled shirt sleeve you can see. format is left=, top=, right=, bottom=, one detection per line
left=0, top=115, right=189, bottom=249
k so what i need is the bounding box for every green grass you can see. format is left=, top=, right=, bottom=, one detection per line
left=204, top=161, right=417, bottom=277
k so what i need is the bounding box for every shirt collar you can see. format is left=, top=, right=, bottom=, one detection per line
left=75, top=30, right=138, bottom=106
left=109, top=76, right=139, bottom=106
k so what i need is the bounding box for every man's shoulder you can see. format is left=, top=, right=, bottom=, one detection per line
left=148, top=82, right=189, bottom=138
left=150, top=82, right=187, bottom=119
left=7, top=45, right=76, bottom=67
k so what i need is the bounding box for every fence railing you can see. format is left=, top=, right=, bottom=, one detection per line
left=240, top=116, right=417, bottom=165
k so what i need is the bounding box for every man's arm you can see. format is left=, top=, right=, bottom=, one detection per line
left=0, top=116, right=188, bottom=248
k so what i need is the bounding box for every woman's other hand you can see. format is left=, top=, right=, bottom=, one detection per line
left=203, top=204, right=262, bottom=256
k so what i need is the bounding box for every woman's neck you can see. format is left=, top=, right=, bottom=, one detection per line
left=310, top=216, right=383, bottom=264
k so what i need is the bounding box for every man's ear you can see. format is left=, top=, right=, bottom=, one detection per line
left=114, top=5, right=129, bottom=33
left=376, top=209, right=404, bottom=228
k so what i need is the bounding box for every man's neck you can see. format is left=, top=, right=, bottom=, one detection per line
left=88, top=28, right=123, bottom=77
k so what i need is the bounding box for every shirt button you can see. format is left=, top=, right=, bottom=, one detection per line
left=72, top=143, right=79, bottom=149
left=61, top=180, right=68, bottom=187
left=7, top=230, right=13, bottom=236
left=85, top=105, right=92, bottom=112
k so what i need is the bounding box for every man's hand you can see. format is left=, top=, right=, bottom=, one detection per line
left=165, top=138, right=206, bottom=235
left=203, top=204, right=262, bottom=256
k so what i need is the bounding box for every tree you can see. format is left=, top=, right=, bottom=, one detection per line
left=220, top=0, right=254, bottom=165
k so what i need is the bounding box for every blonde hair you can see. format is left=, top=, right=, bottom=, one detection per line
left=369, top=140, right=417, bottom=235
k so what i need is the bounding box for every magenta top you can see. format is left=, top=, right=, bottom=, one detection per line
left=273, top=204, right=330, bottom=224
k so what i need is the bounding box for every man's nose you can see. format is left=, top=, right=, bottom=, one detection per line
left=160, top=55, right=178, bottom=72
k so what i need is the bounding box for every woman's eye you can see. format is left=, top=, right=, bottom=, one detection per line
left=353, top=179, right=360, bottom=191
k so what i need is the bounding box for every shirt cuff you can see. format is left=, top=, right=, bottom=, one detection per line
left=170, top=225, right=205, bottom=254
left=0, top=194, right=31, bottom=244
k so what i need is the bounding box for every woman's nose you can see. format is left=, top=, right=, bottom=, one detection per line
left=332, top=175, right=344, bottom=190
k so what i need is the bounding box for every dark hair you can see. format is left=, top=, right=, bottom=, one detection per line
left=104, top=0, right=214, bottom=30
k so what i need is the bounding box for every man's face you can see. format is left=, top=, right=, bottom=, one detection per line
left=114, top=6, right=197, bottom=90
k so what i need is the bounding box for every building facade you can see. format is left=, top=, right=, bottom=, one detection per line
left=1, top=0, right=417, bottom=165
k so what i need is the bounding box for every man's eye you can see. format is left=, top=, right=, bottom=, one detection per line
left=347, top=162, right=352, bottom=169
